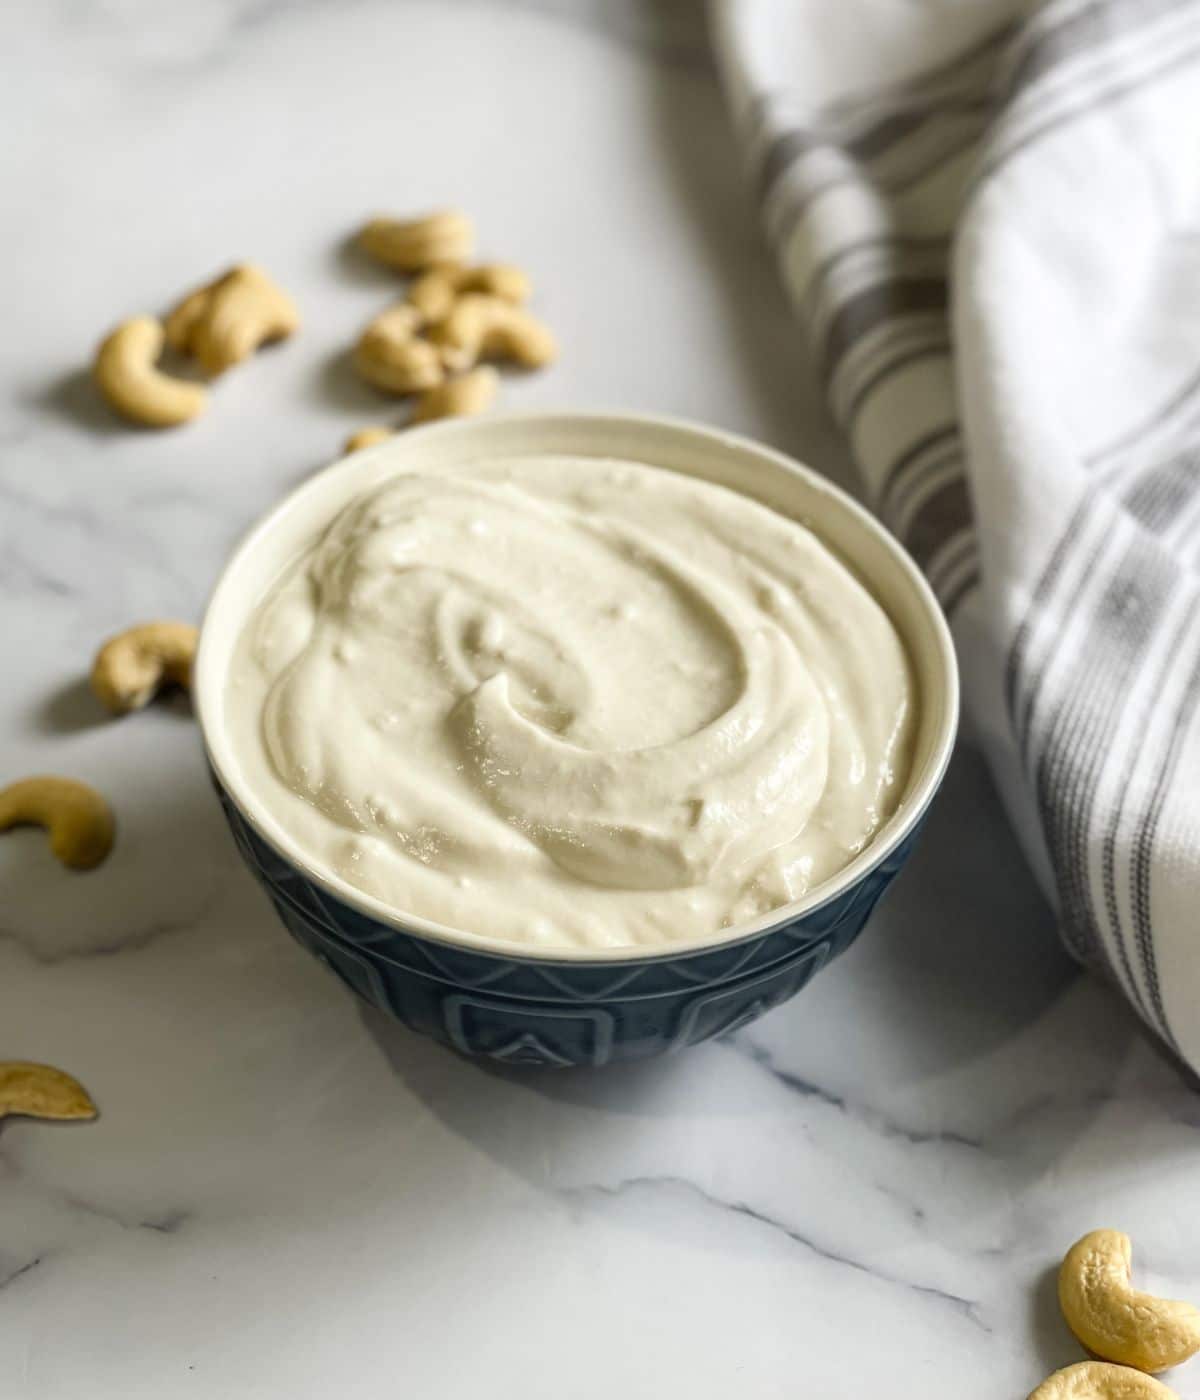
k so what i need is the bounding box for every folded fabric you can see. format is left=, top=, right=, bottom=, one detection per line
left=711, top=0, right=1200, bottom=1069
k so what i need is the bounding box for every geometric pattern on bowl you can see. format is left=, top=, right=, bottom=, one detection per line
left=216, top=778, right=921, bottom=1067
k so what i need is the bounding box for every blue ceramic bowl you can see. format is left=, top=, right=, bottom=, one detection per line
left=196, top=414, right=958, bottom=1066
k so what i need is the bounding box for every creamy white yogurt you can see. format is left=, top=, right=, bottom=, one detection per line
left=228, top=453, right=914, bottom=949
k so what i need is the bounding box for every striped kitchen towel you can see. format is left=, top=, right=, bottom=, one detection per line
left=711, top=0, right=1200, bottom=1069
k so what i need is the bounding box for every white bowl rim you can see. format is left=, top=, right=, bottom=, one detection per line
left=195, top=410, right=959, bottom=965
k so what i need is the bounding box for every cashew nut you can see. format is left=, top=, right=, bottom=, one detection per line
left=344, top=426, right=394, bottom=453
left=0, top=777, right=115, bottom=870
left=353, top=306, right=444, bottom=395
left=90, top=620, right=198, bottom=715
left=1027, top=1362, right=1179, bottom=1400
left=412, top=366, right=500, bottom=425
left=358, top=210, right=474, bottom=272
left=1059, top=1230, right=1200, bottom=1372
left=164, top=264, right=300, bottom=376
left=362, top=302, right=423, bottom=344
left=94, top=317, right=208, bottom=428
left=430, top=294, right=556, bottom=372
left=407, top=262, right=532, bottom=323
left=0, top=1062, right=97, bottom=1122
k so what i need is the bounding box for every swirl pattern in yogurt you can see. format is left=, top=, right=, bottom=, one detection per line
left=228, top=454, right=914, bottom=949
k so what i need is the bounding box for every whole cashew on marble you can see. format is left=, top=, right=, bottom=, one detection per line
left=1028, top=1362, right=1179, bottom=1400
left=412, top=366, right=499, bottom=424
left=406, top=262, right=532, bottom=323
left=358, top=209, right=474, bottom=272
left=431, top=293, right=556, bottom=372
left=94, top=316, right=208, bottom=428
left=0, top=1062, right=97, bottom=1122
left=165, top=263, right=300, bottom=375
left=1059, top=1230, right=1200, bottom=1373
left=343, top=367, right=500, bottom=451
left=0, top=776, right=115, bottom=870
left=353, top=304, right=444, bottom=395
left=90, top=621, right=198, bottom=715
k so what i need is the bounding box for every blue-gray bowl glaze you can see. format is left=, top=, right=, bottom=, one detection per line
left=198, top=414, right=959, bottom=1068
left=215, top=778, right=924, bottom=1066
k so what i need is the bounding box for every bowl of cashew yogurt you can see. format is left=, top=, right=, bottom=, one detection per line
left=196, top=414, right=957, bottom=1065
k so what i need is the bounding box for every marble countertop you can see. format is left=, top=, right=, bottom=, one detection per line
left=4, top=3, right=1199, bottom=1397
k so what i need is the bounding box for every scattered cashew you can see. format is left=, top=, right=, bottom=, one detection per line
left=1028, top=1362, right=1179, bottom=1400
left=358, top=210, right=474, bottom=272
left=353, top=306, right=444, bottom=395
left=162, top=286, right=210, bottom=356
left=353, top=335, right=444, bottom=395
left=403, top=263, right=462, bottom=324
left=0, top=1062, right=97, bottom=1122
left=90, top=621, right=198, bottom=715
left=361, top=302, right=423, bottom=343
left=407, top=262, right=532, bottom=323
left=94, top=317, right=208, bottom=428
left=1059, top=1230, right=1200, bottom=1373
left=430, top=294, right=556, bottom=372
left=0, top=777, right=115, bottom=870
left=412, top=366, right=500, bottom=425
left=344, top=426, right=394, bottom=453
left=164, top=264, right=300, bottom=376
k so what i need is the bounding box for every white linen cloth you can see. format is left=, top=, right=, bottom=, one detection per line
left=711, top=0, right=1200, bottom=1070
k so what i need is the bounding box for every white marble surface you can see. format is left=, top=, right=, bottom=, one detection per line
left=3, top=3, right=1200, bottom=1398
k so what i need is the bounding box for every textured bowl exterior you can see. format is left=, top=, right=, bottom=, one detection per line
left=215, top=778, right=924, bottom=1066
left=199, top=412, right=957, bottom=1068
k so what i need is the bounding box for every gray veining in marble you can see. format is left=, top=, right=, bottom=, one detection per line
left=2, top=3, right=1198, bottom=1398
